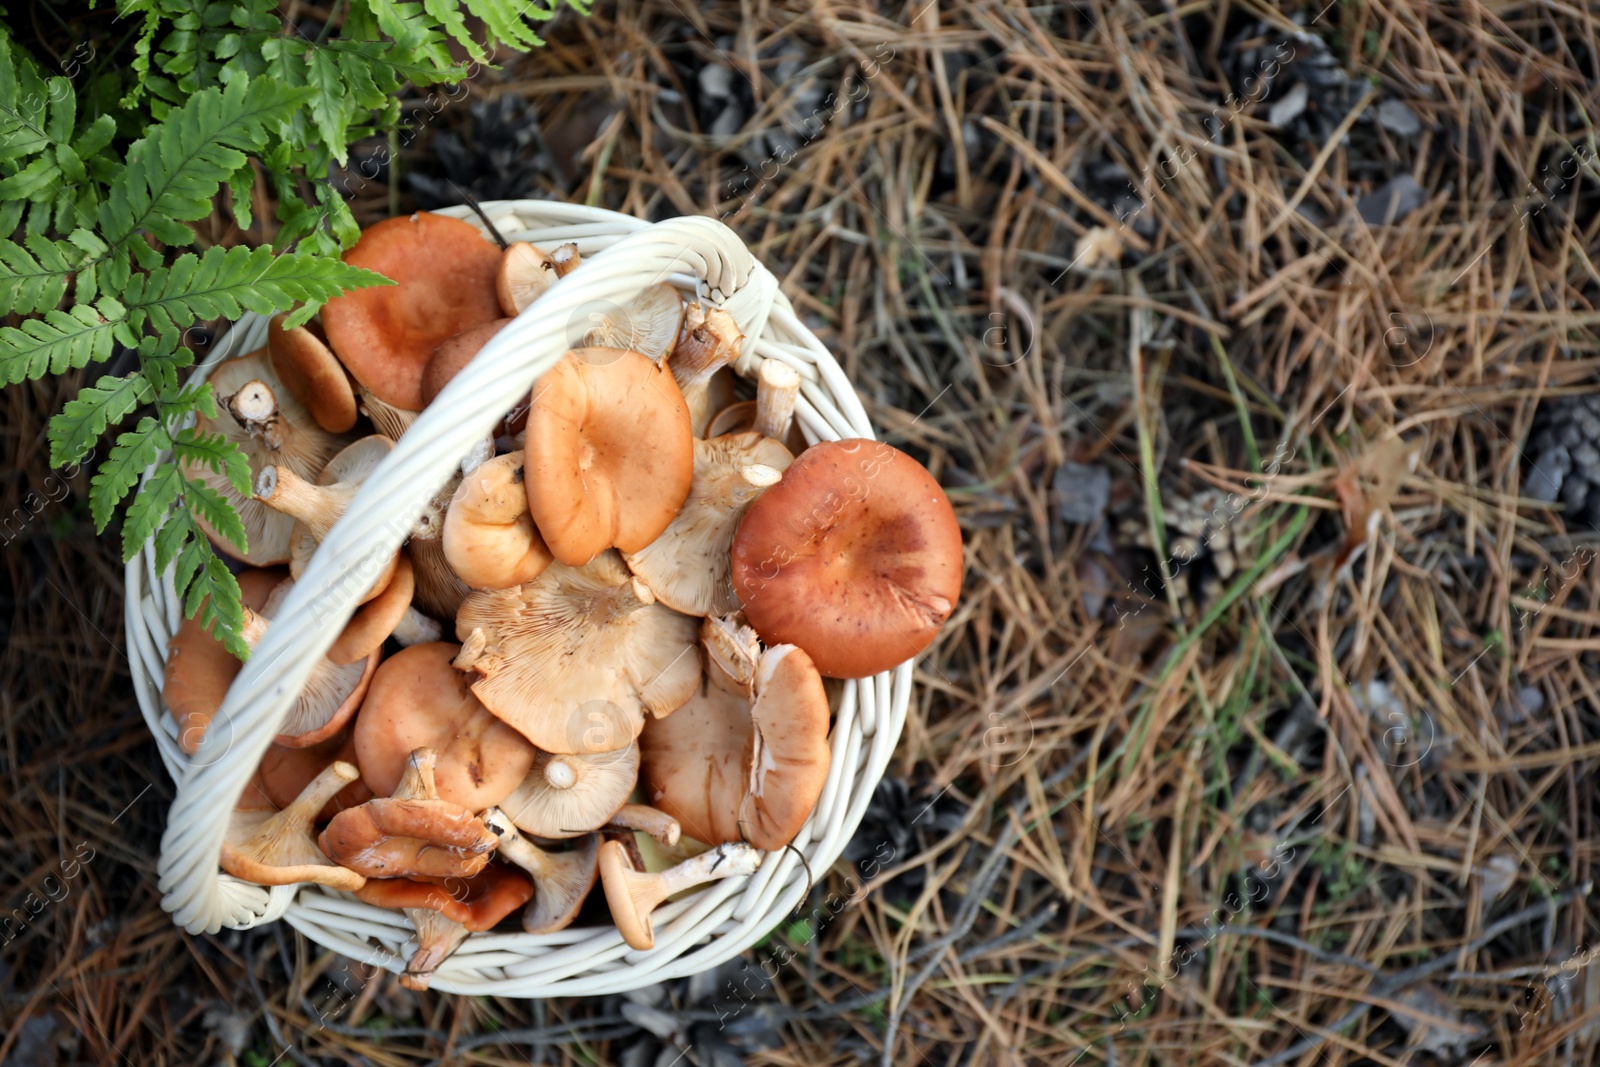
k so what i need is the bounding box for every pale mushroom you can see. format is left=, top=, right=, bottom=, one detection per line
left=354, top=865, right=532, bottom=991
left=581, top=283, right=684, bottom=363
left=700, top=613, right=760, bottom=692
left=442, top=450, right=553, bottom=590
left=184, top=350, right=354, bottom=565
left=242, top=578, right=379, bottom=748
left=499, top=745, right=640, bottom=839
left=599, top=839, right=762, bottom=950
left=453, top=552, right=701, bottom=754
left=622, top=432, right=792, bottom=616
left=496, top=241, right=557, bottom=315
left=481, top=809, right=601, bottom=934
left=220, top=762, right=366, bottom=891
left=731, top=438, right=964, bottom=678
left=266, top=313, right=358, bottom=433
left=390, top=605, right=443, bottom=647
left=669, top=304, right=744, bottom=436
left=603, top=804, right=681, bottom=847
left=523, top=348, right=694, bottom=566
left=640, top=644, right=831, bottom=850
left=319, top=748, right=499, bottom=880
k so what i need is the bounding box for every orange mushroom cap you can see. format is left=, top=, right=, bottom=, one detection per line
left=320, top=213, right=505, bottom=410
left=319, top=749, right=499, bottom=880
left=731, top=439, right=963, bottom=678
left=422, top=318, right=512, bottom=407
left=267, top=313, right=358, bottom=433
left=165, top=567, right=284, bottom=754
left=523, top=348, right=694, bottom=566
left=353, top=864, right=533, bottom=932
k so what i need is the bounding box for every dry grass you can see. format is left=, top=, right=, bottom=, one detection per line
left=3, top=0, right=1600, bottom=1064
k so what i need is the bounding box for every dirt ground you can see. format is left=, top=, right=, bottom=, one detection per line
left=3, top=0, right=1599, bottom=1064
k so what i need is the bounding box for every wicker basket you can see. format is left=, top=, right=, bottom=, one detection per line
left=126, top=201, right=913, bottom=995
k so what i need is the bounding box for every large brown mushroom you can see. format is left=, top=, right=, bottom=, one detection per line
left=421, top=318, right=513, bottom=406
left=320, top=213, right=505, bottom=411
left=731, top=439, right=963, bottom=678
left=640, top=644, right=831, bottom=850
left=622, top=432, right=792, bottom=616
left=498, top=745, right=639, bottom=839
left=523, top=348, right=694, bottom=566
left=453, top=552, right=701, bottom=754
left=353, top=643, right=536, bottom=810
left=481, top=810, right=601, bottom=934
left=319, top=749, right=499, bottom=880
left=355, top=865, right=533, bottom=990
left=266, top=313, right=358, bottom=433
left=598, top=840, right=762, bottom=951
left=220, top=762, right=366, bottom=891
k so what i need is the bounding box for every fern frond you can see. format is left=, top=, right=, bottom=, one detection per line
left=95, top=415, right=169, bottom=534
left=0, top=299, right=126, bottom=385
left=49, top=372, right=153, bottom=469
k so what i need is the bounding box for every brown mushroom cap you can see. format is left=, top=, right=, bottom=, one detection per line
left=598, top=839, right=761, bottom=951
left=730, top=439, right=963, bottom=678
left=453, top=552, right=701, bottom=754
left=185, top=351, right=354, bottom=565
left=354, top=643, right=536, bottom=810
left=357, top=864, right=533, bottom=991
left=325, top=552, right=417, bottom=664
left=165, top=568, right=284, bottom=754
left=523, top=348, right=694, bottom=566
left=499, top=745, right=639, bottom=839
left=421, top=317, right=513, bottom=407
left=481, top=811, right=601, bottom=934
left=442, top=451, right=553, bottom=590
left=221, top=762, right=367, bottom=891
left=640, top=644, right=830, bottom=850
left=246, top=731, right=373, bottom=819
left=266, top=313, right=358, bottom=433
left=622, top=432, right=792, bottom=616
left=319, top=749, right=499, bottom=880
left=321, top=213, right=505, bottom=410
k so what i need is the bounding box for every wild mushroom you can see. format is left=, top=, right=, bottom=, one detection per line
left=244, top=577, right=380, bottom=748
left=669, top=304, right=744, bottom=436
left=550, top=242, right=580, bottom=277
left=523, top=347, right=694, bottom=566
left=603, top=805, right=681, bottom=847
left=320, top=212, right=506, bottom=411
left=442, top=450, right=553, bottom=590
left=640, top=643, right=830, bottom=850
left=731, top=439, right=964, bottom=678
left=407, top=440, right=494, bottom=619
left=391, top=605, right=443, bottom=647
left=581, top=283, right=684, bottom=362
left=319, top=748, right=499, bottom=880
left=266, top=313, right=358, bottom=433
left=245, top=731, right=373, bottom=819
left=481, top=810, right=601, bottom=934
left=354, top=865, right=533, bottom=991
left=420, top=317, right=513, bottom=407
left=598, top=839, right=762, bottom=951
left=254, top=435, right=400, bottom=599
left=753, top=358, right=801, bottom=442
left=357, top=385, right=417, bottom=441
left=621, top=432, right=792, bottom=616
left=220, top=762, right=366, bottom=891
left=324, top=552, right=419, bottom=664
left=183, top=350, right=353, bottom=565
left=700, top=613, right=760, bottom=692
left=496, top=241, right=557, bottom=315
left=164, top=567, right=283, bottom=754
left=453, top=552, right=701, bottom=754
left=499, top=745, right=639, bottom=839
left=353, top=643, right=536, bottom=810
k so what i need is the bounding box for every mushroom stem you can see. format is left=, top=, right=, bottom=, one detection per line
left=391, top=606, right=442, bottom=647
left=544, top=757, right=579, bottom=790
left=671, top=306, right=741, bottom=383
left=254, top=466, right=357, bottom=541
left=481, top=808, right=554, bottom=878
left=223, top=380, right=283, bottom=448
left=240, top=607, right=270, bottom=648
left=740, top=464, right=783, bottom=489
left=481, top=809, right=600, bottom=934
left=599, top=840, right=761, bottom=950
left=401, top=909, right=468, bottom=991
left=550, top=243, right=580, bottom=277
left=603, top=804, right=681, bottom=847
left=754, top=359, right=800, bottom=442
left=220, top=761, right=366, bottom=891
left=647, top=841, right=761, bottom=901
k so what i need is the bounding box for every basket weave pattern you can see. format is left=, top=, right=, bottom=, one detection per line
left=126, top=202, right=913, bottom=995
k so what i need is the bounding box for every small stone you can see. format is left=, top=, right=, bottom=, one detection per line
left=1561, top=473, right=1589, bottom=510
left=1525, top=448, right=1567, bottom=502
left=1053, top=461, right=1112, bottom=525
left=1515, top=685, right=1544, bottom=718
left=1376, top=99, right=1422, bottom=137
left=1268, top=80, right=1309, bottom=128
left=1358, top=174, right=1426, bottom=225
left=698, top=63, right=734, bottom=101
left=1574, top=443, right=1600, bottom=470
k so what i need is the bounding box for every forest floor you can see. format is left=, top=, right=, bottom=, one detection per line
left=2, top=0, right=1599, bottom=1064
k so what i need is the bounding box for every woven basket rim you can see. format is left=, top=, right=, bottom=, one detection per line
left=126, top=201, right=913, bottom=996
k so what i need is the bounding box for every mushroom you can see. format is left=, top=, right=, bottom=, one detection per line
left=353, top=643, right=536, bottom=810
left=254, top=435, right=400, bottom=600
left=354, top=865, right=533, bottom=991
left=700, top=613, right=760, bottom=692
left=324, top=552, right=419, bottom=664
left=441, top=450, right=553, bottom=590
left=420, top=317, right=513, bottom=407
left=408, top=440, right=494, bottom=619
left=391, top=605, right=444, bottom=647
left=320, top=212, right=506, bottom=411
left=603, top=804, right=681, bottom=847
left=183, top=350, right=353, bottom=565
left=640, top=643, right=830, bottom=850
left=598, top=840, right=762, bottom=951
left=164, top=567, right=283, bottom=753
left=245, top=731, right=373, bottom=819
left=621, top=432, right=792, bottom=616
left=481, top=810, right=601, bottom=934
left=581, top=283, right=684, bottom=363
left=550, top=242, right=580, bottom=277
left=499, top=745, right=639, bottom=839
left=266, top=313, right=358, bottom=433
left=669, top=304, right=744, bottom=436
left=319, top=748, right=499, bottom=880
left=496, top=241, right=557, bottom=315
left=730, top=439, right=964, bottom=678
left=453, top=552, right=701, bottom=754
left=244, top=578, right=380, bottom=748
left=357, top=385, right=417, bottom=441
left=753, top=358, right=801, bottom=442
left=523, top=347, right=695, bottom=566
left=220, top=762, right=366, bottom=891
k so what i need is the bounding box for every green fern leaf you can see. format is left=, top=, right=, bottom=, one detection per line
left=184, top=545, right=248, bottom=659
left=424, top=0, right=484, bottom=59
left=0, top=234, right=80, bottom=315
left=121, top=458, right=183, bottom=558
left=171, top=426, right=250, bottom=497
left=49, top=372, right=153, bottom=468
left=184, top=472, right=248, bottom=555
left=0, top=298, right=126, bottom=385
left=95, top=415, right=169, bottom=536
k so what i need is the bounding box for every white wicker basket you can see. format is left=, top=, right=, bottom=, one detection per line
left=126, top=201, right=913, bottom=995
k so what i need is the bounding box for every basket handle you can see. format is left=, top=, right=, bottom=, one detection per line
left=158, top=215, right=774, bottom=933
